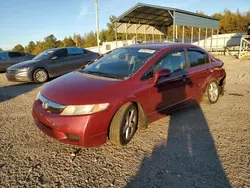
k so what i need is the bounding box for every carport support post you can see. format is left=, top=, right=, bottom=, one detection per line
left=198, top=28, right=201, bottom=47
left=210, top=29, right=213, bottom=52
left=182, top=25, right=185, bottom=43
left=191, top=27, right=193, bottom=43
left=205, top=28, right=208, bottom=49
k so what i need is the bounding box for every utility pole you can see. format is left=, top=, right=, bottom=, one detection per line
left=94, top=0, right=100, bottom=54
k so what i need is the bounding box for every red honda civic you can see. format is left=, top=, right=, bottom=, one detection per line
left=32, top=43, right=226, bottom=147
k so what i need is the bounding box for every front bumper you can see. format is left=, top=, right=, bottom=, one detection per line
left=6, top=70, right=32, bottom=82
left=32, top=100, right=111, bottom=147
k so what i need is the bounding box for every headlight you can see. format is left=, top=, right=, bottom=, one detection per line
left=61, top=103, right=109, bottom=116
left=35, top=91, right=40, bottom=100
left=18, top=67, right=30, bottom=72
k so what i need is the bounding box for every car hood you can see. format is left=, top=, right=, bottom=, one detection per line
left=8, top=59, right=41, bottom=70
left=41, top=72, right=124, bottom=105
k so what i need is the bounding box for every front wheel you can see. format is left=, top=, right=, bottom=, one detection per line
left=33, top=69, right=48, bottom=83
left=204, top=81, right=220, bottom=104
left=109, top=103, right=138, bottom=146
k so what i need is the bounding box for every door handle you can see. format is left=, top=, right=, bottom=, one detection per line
left=182, top=75, right=189, bottom=82
left=206, top=68, right=214, bottom=73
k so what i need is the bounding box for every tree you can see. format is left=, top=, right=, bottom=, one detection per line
left=43, top=34, right=58, bottom=50
left=24, top=41, right=36, bottom=54
left=32, top=41, right=44, bottom=55
left=63, top=37, right=76, bottom=47
left=13, top=44, right=24, bottom=52
left=0, top=48, right=2, bottom=51
left=83, top=31, right=96, bottom=47
left=56, top=40, right=64, bottom=48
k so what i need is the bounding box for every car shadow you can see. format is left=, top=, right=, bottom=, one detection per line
left=0, top=83, right=41, bottom=102
left=127, top=73, right=231, bottom=187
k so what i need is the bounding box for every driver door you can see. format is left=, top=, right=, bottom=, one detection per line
left=48, top=49, right=69, bottom=77
left=137, top=48, right=190, bottom=119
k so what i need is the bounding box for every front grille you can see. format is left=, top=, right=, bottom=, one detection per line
left=46, top=106, right=64, bottom=114
left=7, top=70, right=17, bottom=74
left=39, top=94, right=65, bottom=114
left=66, top=133, right=80, bottom=140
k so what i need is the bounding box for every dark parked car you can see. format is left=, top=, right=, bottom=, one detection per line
left=0, top=51, right=34, bottom=72
left=6, top=47, right=99, bottom=83
left=32, top=43, right=226, bottom=147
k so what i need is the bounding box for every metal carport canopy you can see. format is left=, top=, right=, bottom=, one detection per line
left=114, top=3, right=219, bottom=29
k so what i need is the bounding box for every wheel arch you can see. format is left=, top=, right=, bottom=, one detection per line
left=107, top=100, right=148, bottom=139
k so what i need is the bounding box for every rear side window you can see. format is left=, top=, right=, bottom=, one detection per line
left=187, top=50, right=208, bottom=67
left=53, top=49, right=68, bottom=59
left=67, top=48, right=84, bottom=56
left=8, top=52, right=22, bottom=58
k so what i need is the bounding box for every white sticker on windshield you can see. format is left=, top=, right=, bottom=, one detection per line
left=48, top=51, right=54, bottom=53
left=138, top=49, right=156, bottom=54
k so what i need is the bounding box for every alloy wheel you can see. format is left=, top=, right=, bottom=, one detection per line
left=122, top=109, right=137, bottom=141
left=208, top=82, right=219, bottom=102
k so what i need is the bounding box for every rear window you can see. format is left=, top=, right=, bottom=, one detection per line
left=67, top=48, right=84, bottom=56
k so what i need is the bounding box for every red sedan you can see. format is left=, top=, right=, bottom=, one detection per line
left=32, top=44, right=226, bottom=147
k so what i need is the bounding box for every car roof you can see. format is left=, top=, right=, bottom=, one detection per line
left=123, top=43, right=199, bottom=50
left=46, top=47, right=83, bottom=52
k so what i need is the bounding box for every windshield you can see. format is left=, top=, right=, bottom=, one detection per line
left=81, top=47, right=157, bottom=79
left=33, top=50, right=54, bottom=61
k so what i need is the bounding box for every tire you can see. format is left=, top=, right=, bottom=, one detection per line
left=203, top=80, right=220, bottom=104
left=109, top=103, right=138, bottom=146
left=33, top=69, right=48, bottom=83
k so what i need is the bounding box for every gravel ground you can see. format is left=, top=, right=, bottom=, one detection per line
left=0, top=56, right=249, bottom=188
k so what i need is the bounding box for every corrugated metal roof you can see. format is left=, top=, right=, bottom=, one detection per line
left=114, top=3, right=219, bottom=29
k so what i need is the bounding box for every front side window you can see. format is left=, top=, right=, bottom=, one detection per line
left=8, top=52, right=22, bottom=58
left=188, top=50, right=208, bottom=67
left=52, top=49, right=68, bottom=59
left=0, top=52, right=9, bottom=60
left=155, top=51, right=185, bottom=73
left=81, top=47, right=157, bottom=79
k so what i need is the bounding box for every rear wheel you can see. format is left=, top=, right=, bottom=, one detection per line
left=109, top=103, right=138, bottom=146
left=204, top=81, right=219, bottom=104
left=33, top=69, right=48, bottom=83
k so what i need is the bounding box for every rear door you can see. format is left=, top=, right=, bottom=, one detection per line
left=186, top=48, right=213, bottom=101
left=48, top=49, right=69, bottom=77
left=67, top=48, right=98, bottom=71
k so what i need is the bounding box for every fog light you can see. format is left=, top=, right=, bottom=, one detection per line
left=66, top=133, right=80, bottom=140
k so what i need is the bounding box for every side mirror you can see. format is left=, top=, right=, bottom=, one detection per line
left=51, top=56, right=58, bottom=60
left=154, top=69, right=171, bottom=83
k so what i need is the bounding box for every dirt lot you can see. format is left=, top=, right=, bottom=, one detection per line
left=0, top=56, right=249, bottom=188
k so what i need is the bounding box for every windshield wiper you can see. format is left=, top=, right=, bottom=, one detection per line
left=84, top=70, right=124, bottom=80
